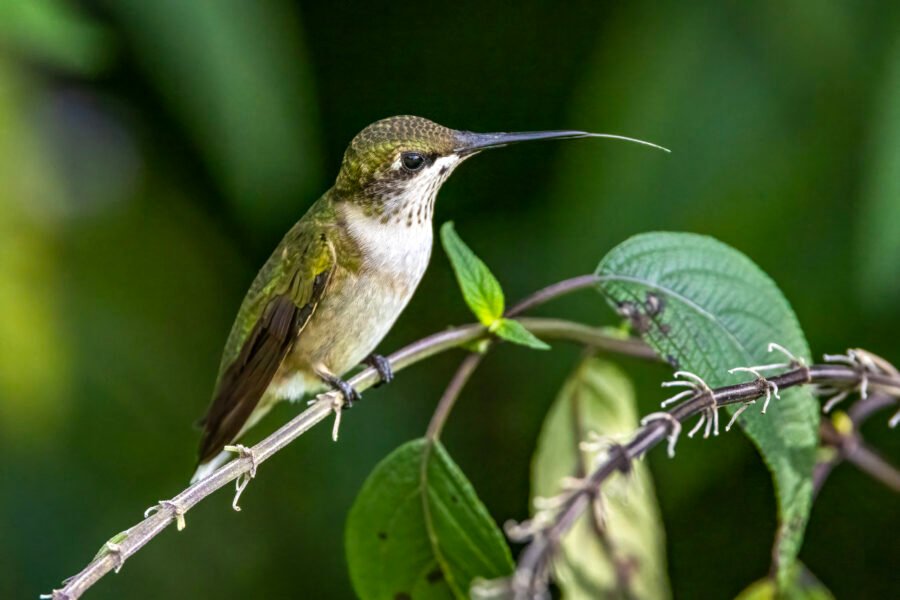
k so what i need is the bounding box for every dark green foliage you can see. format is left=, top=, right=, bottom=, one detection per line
left=346, top=439, right=513, bottom=600
left=596, top=232, right=819, bottom=586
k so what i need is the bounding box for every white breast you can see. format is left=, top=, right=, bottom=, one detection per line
left=343, top=203, right=433, bottom=280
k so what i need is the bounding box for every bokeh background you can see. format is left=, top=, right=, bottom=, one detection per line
left=2, top=1, right=899, bottom=598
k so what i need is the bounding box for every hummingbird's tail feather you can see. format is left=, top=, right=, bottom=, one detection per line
left=191, top=449, right=232, bottom=484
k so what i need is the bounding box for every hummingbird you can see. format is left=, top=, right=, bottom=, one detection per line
left=192, top=115, right=667, bottom=481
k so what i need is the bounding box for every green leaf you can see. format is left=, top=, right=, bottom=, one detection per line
left=346, top=439, right=513, bottom=600
left=735, top=563, right=834, bottom=600
left=532, top=358, right=670, bottom=599
left=440, top=222, right=505, bottom=326
left=492, top=318, right=550, bottom=350
left=857, top=39, right=900, bottom=312
left=595, top=232, right=819, bottom=588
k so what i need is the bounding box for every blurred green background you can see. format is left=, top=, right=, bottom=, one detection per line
left=2, top=1, right=899, bottom=598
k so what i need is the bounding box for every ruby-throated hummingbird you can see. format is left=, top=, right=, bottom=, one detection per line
left=192, top=115, right=666, bottom=481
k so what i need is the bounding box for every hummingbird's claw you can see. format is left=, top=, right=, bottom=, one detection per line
left=323, top=374, right=362, bottom=408
left=364, top=353, right=394, bottom=387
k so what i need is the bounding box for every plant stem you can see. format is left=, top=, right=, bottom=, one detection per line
left=47, top=271, right=638, bottom=599
left=509, top=365, right=900, bottom=598
left=505, top=274, right=601, bottom=316
left=426, top=352, right=484, bottom=440
left=814, top=393, right=900, bottom=496
left=425, top=275, right=639, bottom=442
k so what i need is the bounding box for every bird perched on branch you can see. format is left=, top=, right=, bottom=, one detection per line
left=192, top=115, right=667, bottom=482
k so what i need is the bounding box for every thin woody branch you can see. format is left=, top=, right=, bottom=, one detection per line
left=44, top=275, right=637, bottom=600
left=505, top=359, right=900, bottom=598
left=43, top=271, right=900, bottom=600
left=815, top=392, right=900, bottom=495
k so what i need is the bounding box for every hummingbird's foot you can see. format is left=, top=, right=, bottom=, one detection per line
left=323, top=374, right=362, bottom=408
left=364, top=353, right=394, bottom=387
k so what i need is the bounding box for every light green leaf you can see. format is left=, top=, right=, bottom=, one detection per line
left=346, top=439, right=513, bottom=600
left=532, top=358, right=670, bottom=599
left=857, top=39, right=900, bottom=312
left=440, top=222, right=505, bottom=326
left=492, top=319, right=550, bottom=350
left=595, top=232, right=818, bottom=588
left=736, top=563, right=834, bottom=600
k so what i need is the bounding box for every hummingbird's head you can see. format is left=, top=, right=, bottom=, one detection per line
left=334, top=116, right=461, bottom=223
left=334, top=115, right=668, bottom=224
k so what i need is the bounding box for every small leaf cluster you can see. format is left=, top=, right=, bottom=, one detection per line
left=440, top=222, right=549, bottom=350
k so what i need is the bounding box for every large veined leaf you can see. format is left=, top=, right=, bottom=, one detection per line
left=532, top=358, right=670, bottom=599
left=595, top=232, right=819, bottom=587
left=346, top=439, right=513, bottom=600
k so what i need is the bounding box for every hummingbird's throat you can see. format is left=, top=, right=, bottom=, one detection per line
left=373, top=154, right=461, bottom=227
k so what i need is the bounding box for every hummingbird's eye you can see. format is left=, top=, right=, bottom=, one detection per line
left=401, top=152, right=426, bottom=172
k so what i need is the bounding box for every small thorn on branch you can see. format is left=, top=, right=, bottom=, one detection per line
left=640, top=412, right=682, bottom=458
left=660, top=370, right=713, bottom=407
left=661, top=370, right=719, bottom=437
left=822, top=390, right=851, bottom=414
left=224, top=444, right=259, bottom=512
left=728, top=366, right=780, bottom=413
left=767, top=342, right=806, bottom=366
left=330, top=393, right=345, bottom=441
left=306, top=391, right=347, bottom=441
left=726, top=402, right=752, bottom=432
left=144, top=499, right=186, bottom=531
left=104, top=542, right=125, bottom=574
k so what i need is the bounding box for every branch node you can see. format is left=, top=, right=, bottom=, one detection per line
left=104, top=541, right=125, bottom=574
left=531, top=476, right=589, bottom=515
left=640, top=412, right=682, bottom=458
left=144, top=499, right=186, bottom=531
left=728, top=366, right=780, bottom=413
left=504, top=517, right=548, bottom=543
left=661, top=370, right=718, bottom=438
left=224, top=444, right=259, bottom=512
left=822, top=348, right=898, bottom=412
left=660, top=370, right=712, bottom=408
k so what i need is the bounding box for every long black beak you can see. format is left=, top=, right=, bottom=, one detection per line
left=453, top=130, right=670, bottom=155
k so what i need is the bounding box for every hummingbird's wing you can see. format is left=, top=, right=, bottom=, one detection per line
left=196, top=223, right=335, bottom=464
